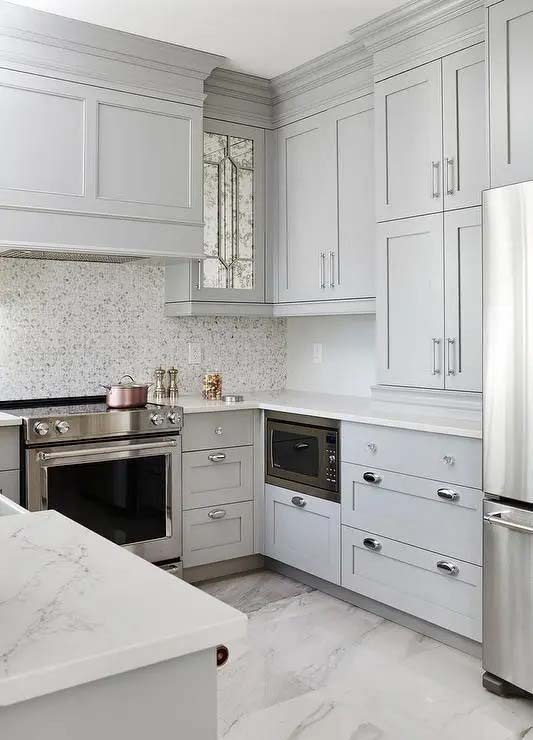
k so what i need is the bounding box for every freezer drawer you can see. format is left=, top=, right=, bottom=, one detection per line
left=483, top=499, right=533, bottom=693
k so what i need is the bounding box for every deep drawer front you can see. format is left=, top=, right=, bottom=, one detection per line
left=0, top=469, right=20, bottom=504
left=264, top=484, right=340, bottom=585
left=342, top=526, right=481, bottom=640
left=183, top=501, right=253, bottom=568
left=182, top=411, right=253, bottom=452
left=183, top=446, right=253, bottom=510
left=0, top=428, right=19, bottom=471
left=341, top=463, right=482, bottom=565
left=341, top=422, right=481, bottom=488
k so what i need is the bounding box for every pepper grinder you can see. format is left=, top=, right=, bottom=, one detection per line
left=168, top=367, right=179, bottom=403
left=153, top=366, right=166, bottom=401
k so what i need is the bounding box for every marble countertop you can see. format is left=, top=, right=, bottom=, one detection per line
left=0, top=510, right=247, bottom=707
left=177, top=390, right=482, bottom=439
left=0, top=412, right=21, bottom=427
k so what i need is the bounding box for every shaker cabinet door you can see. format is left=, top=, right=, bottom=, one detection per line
left=375, top=61, right=443, bottom=222
left=488, top=0, right=533, bottom=186
left=377, top=214, right=445, bottom=389
left=442, top=44, right=487, bottom=210
left=444, top=208, right=482, bottom=392
left=277, top=116, right=329, bottom=302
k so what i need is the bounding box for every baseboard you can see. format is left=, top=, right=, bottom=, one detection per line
left=183, top=554, right=265, bottom=584
left=265, top=558, right=482, bottom=659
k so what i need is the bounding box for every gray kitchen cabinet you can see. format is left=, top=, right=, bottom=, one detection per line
left=0, top=67, right=203, bottom=259
left=183, top=501, right=254, bottom=568
left=264, top=483, right=340, bottom=584
left=182, top=446, right=253, bottom=510
left=442, top=45, right=487, bottom=210
left=488, top=0, right=533, bottom=186
left=181, top=410, right=253, bottom=452
left=377, top=214, right=445, bottom=389
left=444, top=207, right=482, bottom=392
left=0, top=470, right=20, bottom=505
left=375, top=61, right=443, bottom=222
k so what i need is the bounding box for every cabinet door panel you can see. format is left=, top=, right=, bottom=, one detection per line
left=277, top=117, right=327, bottom=302
left=375, top=61, right=443, bottom=221
left=489, top=0, right=533, bottom=186
left=377, top=214, right=444, bottom=388
left=326, top=97, right=375, bottom=300
left=443, top=44, right=487, bottom=209
left=444, top=208, right=482, bottom=392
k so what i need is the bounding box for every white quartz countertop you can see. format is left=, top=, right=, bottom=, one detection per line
left=0, top=511, right=247, bottom=707
left=0, top=412, right=21, bottom=427
left=177, top=390, right=482, bottom=439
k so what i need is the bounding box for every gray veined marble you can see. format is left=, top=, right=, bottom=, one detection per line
left=200, top=572, right=533, bottom=740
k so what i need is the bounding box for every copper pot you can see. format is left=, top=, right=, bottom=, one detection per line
left=101, top=375, right=152, bottom=409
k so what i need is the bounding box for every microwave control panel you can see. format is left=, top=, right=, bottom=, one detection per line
left=325, top=432, right=338, bottom=489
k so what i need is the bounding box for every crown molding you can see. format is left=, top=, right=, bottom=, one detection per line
left=350, top=0, right=484, bottom=54
left=0, top=0, right=224, bottom=103
left=204, top=67, right=273, bottom=127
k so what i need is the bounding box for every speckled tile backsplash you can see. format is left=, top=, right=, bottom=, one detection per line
left=0, top=259, right=287, bottom=401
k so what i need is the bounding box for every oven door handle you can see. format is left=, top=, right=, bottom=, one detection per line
left=37, top=439, right=178, bottom=461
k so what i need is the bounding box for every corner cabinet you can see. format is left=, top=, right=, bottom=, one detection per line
left=276, top=96, right=376, bottom=313
left=375, top=45, right=486, bottom=221
left=488, top=0, right=533, bottom=186
left=0, top=68, right=204, bottom=259
left=165, top=119, right=269, bottom=317
left=377, top=207, right=481, bottom=392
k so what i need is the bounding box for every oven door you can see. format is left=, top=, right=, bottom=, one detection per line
left=26, top=435, right=181, bottom=563
left=266, top=418, right=338, bottom=500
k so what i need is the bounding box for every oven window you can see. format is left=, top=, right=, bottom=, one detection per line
left=47, top=456, right=168, bottom=546
left=271, top=427, right=319, bottom=477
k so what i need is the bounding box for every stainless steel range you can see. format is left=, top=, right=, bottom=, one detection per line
left=4, top=398, right=183, bottom=565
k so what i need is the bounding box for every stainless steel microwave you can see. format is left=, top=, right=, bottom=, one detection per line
left=265, top=412, right=339, bottom=502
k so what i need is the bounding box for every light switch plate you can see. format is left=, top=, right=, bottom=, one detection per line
left=312, top=343, right=323, bottom=364
left=188, top=343, right=201, bottom=364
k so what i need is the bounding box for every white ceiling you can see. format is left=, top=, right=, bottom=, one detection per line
left=7, top=0, right=411, bottom=78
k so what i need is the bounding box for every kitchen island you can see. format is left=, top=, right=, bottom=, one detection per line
left=0, top=510, right=246, bottom=740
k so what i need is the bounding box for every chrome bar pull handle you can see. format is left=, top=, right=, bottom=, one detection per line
left=445, top=157, right=454, bottom=195
left=432, top=338, right=441, bottom=375
left=320, top=252, right=326, bottom=289
left=363, top=537, right=382, bottom=552
left=432, top=161, right=440, bottom=198
left=208, top=453, right=226, bottom=462
left=436, top=560, right=459, bottom=576
left=329, top=250, right=335, bottom=288
left=446, top=337, right=456, bottom=376
left=484, top=512, right=533, bottom=535
left=437, top=488, right=459, bottom=501
left=195, top=260, right=202, bottom=290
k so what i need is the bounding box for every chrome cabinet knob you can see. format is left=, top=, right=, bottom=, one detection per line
left=367, top=443, right=377, bottom=453
left=208, top=453, right=226, bottom=462
left=442, top=455, right=455, bottom=466
left=208, top=509, right=226, bottom=520
left=150, top=413, right=164, bottom=426
left=363, top=471, right=382, bottom=484
left=55, top=420, right=70, bottom=434
left=215, top=426, right=223, bottom=435
left=437, top=488, right=459, bottom=501
left=33, top=421, right=50, bottom=436
left=291, top=496, right=306, bottom=507
left=363, top=537, right=382, bottom=552
left=436, top=560, right=459, bottom=576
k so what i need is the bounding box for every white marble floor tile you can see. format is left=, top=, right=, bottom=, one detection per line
left=200, top=570, right=313, bottom=614
left=199, top=572, right=533, bottom=739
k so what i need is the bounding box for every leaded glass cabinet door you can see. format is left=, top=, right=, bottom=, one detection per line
left=192, top=119, right=265, bottom=302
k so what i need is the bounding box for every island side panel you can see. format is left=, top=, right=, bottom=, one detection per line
left=0, top=648, right=217, bottom=740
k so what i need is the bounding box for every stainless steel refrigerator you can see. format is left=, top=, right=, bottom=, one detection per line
left=483, top=179, right=533, bottom=697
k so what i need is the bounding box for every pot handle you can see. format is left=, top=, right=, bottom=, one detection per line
left=119, top=374, right=136, bottom=384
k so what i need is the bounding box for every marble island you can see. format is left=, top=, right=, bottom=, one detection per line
left=0, top=509, right=246, bottom=739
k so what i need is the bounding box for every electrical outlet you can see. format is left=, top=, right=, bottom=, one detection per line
left=188, top=343, right=201, bottom=365
left=312, top=343, right=323, bottom=364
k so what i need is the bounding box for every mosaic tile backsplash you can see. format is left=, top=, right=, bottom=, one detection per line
left=0, top=259, right=287, bottom=401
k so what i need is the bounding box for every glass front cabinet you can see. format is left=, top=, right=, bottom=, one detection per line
left=165, top=118, right=266, bottom=313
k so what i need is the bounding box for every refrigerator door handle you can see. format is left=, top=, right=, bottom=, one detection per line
left=484, top=511, right=533, bottom=535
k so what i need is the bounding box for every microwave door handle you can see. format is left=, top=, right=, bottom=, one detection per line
left=38, top=440, right=177, bottom=461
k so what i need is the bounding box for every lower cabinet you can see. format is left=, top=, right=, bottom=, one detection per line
left=0, top=469, right=19, bottom=503
left=264, top=484, right=340, bottom=584
left=183, top=501, right=254, bottom=568
left=341, top=525, right=482, bottom=641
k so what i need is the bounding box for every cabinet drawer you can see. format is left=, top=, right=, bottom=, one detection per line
left=183, top=501, right=253, bottom=568
left=0, top=428, right=19, bottom=471
left=0, top=470, right=20, bottom=504
left=341, top=422, right=481, bottom=488
left=183, top=446, right=253, bottom=510
left=341, top=463, right=481, bottom=564
left=182, top=411, right=253, bottom=452
left=264, top=484, right=340, bottom=584
left=342, top=526, right=481, bottom=640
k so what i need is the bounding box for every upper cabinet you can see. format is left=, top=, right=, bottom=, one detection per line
left=276, top=96, right=376, bottom=309
left=375, top=45, right=486, bottom=222
left=488, top=0, right=533, bottom=187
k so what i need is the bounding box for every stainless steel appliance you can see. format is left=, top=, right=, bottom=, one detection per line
left=483, top=180, right=533, bottom=696
left=265, top=412, right=339, bottom=502
left=3, top=398, right=183, bottom=565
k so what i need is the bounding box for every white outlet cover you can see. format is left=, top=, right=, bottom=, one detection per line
left=188, top=343, right=201, bottom=365
left=312, top=343, right=323, bottom=364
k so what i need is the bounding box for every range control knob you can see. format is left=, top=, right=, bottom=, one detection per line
left=167, top=412, right=178, bottom=425
left=55, top=420, right=71, bottom=434
left=33, top=421, right=50, bottom=437
left=151, top=413, right=164, bottom=426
